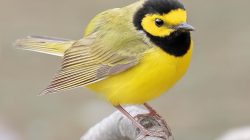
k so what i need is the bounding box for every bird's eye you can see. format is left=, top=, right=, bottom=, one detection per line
left=155, top=18, right=164, bottom=27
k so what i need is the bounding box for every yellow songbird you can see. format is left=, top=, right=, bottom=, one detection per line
left=15, top=0, right=194, bottom=137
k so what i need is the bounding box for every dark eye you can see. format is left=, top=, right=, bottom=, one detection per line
left=155, top=18, right=164, bottom=27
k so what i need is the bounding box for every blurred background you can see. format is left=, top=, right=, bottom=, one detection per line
left=0, top=0, right=250, bottom=140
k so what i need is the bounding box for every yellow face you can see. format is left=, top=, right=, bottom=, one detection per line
left=141, top=9, right=187, bottom=37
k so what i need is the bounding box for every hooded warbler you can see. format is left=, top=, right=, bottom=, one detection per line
left=15, top=0, right=194, bottom=137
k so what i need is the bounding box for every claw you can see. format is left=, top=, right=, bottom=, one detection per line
left=136, top=128, right=167, bottom=140
left=134, top=113, right=169, bottom=139
left=115, top=104, right=172, bottom=140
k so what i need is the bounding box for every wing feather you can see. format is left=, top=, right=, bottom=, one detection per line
left=39, top=8, right=153, bottom=95
left=40, top=35, right=140, bottom=95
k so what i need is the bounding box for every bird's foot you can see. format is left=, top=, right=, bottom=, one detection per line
left=133, top=103, right=172, bottom=139
left=115, top=105, right=172, bottom=140
left=136, top=127, right=167, bottom=140
left=143, top=103, right=170, bottom=130
left=134, top=113, right=170, bottom=140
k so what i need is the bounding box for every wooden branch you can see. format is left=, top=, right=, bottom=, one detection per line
left=81, top=106, right=174, bottom=140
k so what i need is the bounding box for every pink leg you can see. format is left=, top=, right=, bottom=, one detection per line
left=115, top=105, right=146, bottom=131
left=115, top=105, right=165, bottom=139
left=143, top=103, right=171, bottom=134
left=143, top=103, right=161, bottom=118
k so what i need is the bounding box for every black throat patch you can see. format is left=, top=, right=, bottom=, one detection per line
left=146, top=31, right=191, bottom=57
left=133, top=0, right=191, bottom=57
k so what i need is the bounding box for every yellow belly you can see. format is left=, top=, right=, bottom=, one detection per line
left=87, top=45, right=192, bottom=105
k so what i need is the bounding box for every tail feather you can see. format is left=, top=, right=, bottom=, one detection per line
left=15, top=36, right=75, bottom=57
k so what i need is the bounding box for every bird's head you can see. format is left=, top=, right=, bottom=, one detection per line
left=133, top=0, right=194, bottom=57
left=134, top=0, right=194, bottom=37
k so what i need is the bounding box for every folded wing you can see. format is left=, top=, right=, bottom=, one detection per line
left=41, top=34, right=140, bottom=95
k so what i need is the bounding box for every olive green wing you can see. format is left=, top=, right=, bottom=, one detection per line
left=40, top=34, right=145, bottom=95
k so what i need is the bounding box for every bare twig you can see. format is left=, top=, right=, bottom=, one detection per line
left=81, top=106, right=174, bottom=140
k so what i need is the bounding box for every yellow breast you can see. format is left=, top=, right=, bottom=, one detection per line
left=87, top=43, right=193, bottom=105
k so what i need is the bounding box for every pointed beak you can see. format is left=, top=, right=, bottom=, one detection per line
left=173, top=23, right=195, bottom=32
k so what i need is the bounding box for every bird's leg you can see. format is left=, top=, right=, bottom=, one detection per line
left=143, top=103, right=161, bottom=118
left=115, top=105, right=147, bottom=131
left=134, top=103, right=163, bottom=122
left=141, top=103, right=172, bottom=136
left=132, top=103, right=171, bottom=135
left=115, top=105, right=166, bottom=139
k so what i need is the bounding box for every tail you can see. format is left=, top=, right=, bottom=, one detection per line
left=15, top=36, right=76, bottom=57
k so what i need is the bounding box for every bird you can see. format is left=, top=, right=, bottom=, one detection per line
left=15, top=0, right=194, bottom=138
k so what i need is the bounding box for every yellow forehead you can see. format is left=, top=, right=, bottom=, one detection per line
left=141, top=9, right=187, bottom=37
left=152, top=9, right=187, bottom=25
left=164, top=9, right=187, bottom=25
